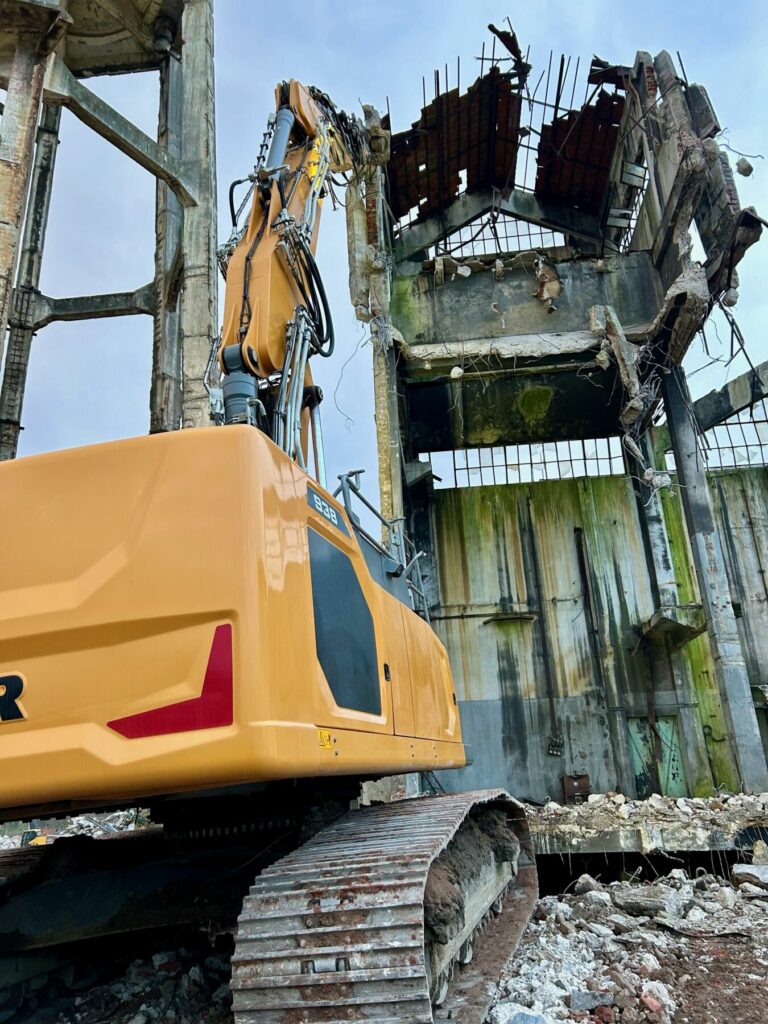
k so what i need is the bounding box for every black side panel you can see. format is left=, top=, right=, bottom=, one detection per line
left=307, top=529, right=381, bottom=715
left=358, top=533, right=411, bottom=607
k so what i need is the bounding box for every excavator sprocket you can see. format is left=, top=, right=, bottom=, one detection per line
left=231, top=789, right=537, bottom=1024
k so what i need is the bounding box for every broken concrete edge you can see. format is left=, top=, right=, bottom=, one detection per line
left=692, top=358, right=768, bottom=433
left=644, top=262, right=709, bottom=366
left=527, top=790, right=768, bottom=856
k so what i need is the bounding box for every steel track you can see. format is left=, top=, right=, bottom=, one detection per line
left=231, top=789, right=537, bottom=1024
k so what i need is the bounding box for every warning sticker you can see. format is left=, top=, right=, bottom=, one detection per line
left=318, top=728, right=333, bottom=749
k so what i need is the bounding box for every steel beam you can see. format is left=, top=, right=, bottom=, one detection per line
left=43, top=56, right=198, bottom=208
left=663, top=365, right=768, bottom=792
left=394, top=188, right=609, bottom=263
left=0, top=103, right=61, bottom=461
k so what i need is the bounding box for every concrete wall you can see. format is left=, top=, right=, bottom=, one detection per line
left=430, top=467, right=765, bottom=801
left=391, top=251, right=662, bottom=348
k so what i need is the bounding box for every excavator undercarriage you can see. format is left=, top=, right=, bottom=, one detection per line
left=0, top=791, right=536, bottom=1024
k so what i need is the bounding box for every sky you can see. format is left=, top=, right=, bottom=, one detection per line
left=12, top=0, right=768, bottom=494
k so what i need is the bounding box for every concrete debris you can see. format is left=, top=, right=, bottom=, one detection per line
left=56, top=945, right=232, bottom=1024
left=491, top=1004, right=554, bottom=1024
left=731, top=863, right=768, bottom=890
left=645, top=263, right=709, bottom=365
left=641, top=467, right=672, bottom=493
left=533, top=254, right=563, bottom=313
left=736, top=156, right=754, bottom=177
left=450, top=365, right=465, bottom=379
left=492, top=867, right=768, bottom=1024
left=611, top=884, right=686, bottom=918
left=739, top=882, right=768, bottom=898
left=59, top=810, right=144, bottom=837
left=527, top=791, right=768, bottom=854
left=595, top=347, right=611, bottom=370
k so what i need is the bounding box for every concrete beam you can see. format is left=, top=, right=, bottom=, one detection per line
left=651, top=149, right=707, bottom=271
left=43, top=56, right=198, bottom=208
left=0, top=103, right=61, bottom=461
left=32, top=282, right=155, bottom=328
left=0, top=1, right=71, bottom=51
left=693, top=360, right=768, bottom=433
left=663, top=365, right=768, bottom=792
left=401, top=331, right=600, bottom=371
left=589, top=305, right=645, bottom=428
left=394, top=188, right=609, bottom=263
left=650, top=52, right=707, bottom=278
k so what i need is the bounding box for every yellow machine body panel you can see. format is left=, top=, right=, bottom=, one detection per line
left=0, top=426, right=464, bottom=817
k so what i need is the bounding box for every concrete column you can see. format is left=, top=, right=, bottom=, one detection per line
left=0, top=103, right=61, bottom=460
left=634, top=434, right=715, bottom=795
left=366, top=167, right=404, bottom=522
left=373, top=341, right=404, bottom=521
left=0, top=34, right=47, bottom=370
left=663, top=365, right=768, bottom=791
left=150, top=56, right=183, bottom=433
left=637, top=435, right=679, bottom=609
left=179, top=0, right=218, bottom=429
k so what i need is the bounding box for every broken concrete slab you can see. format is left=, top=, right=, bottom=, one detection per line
left=731, top=864, right=768, bottom=890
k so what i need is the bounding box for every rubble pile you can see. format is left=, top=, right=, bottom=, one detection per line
left=527, top=792, right=768, bottom=851
left=490, top=864, right=768, bottom=1024
left=59, top=809, right=145, bottom=837
left=57, top=946, right=233, bottom=1024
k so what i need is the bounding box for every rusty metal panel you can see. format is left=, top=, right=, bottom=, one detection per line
left=628, top=716, right=687, bottom=798
left=387, top=68, right=522, bottom=223
left=535, top=91, right=625, bottom=217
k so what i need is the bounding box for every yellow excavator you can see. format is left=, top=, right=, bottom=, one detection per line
left=0, top=81, right=536, bottom=1022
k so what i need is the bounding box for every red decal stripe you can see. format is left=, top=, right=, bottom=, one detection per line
left=108, top=624, right=233, bottom=739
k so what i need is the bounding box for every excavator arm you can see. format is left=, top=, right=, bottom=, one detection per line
left=217, top=81, right=378, bottom=482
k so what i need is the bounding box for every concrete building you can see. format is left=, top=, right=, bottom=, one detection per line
left=348, top=26, right=768, bottom=801
left=0, top=0, right=217, bottom=458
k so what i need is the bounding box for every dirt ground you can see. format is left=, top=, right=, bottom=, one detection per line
left=668, top=933, right=768, bottom=1024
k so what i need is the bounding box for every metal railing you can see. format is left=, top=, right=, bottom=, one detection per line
left=334, top=469, right=430, bottom=620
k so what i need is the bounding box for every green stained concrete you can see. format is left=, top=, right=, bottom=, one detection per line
left=517, top=386, right=554, bottom=426
left=658, top=482, right=741, bottom=792
left=432, top=470, right=744, bottom=796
